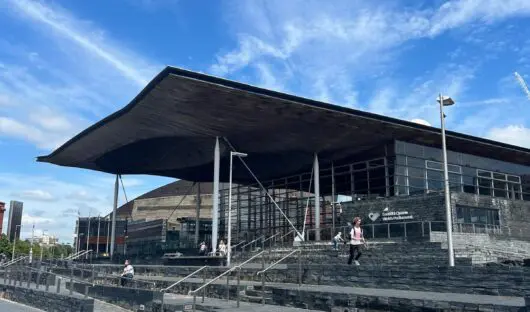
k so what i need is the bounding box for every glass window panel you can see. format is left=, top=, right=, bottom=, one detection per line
left=507, top=175, right=520, bottom=183
left=408, top=167, right=425, bottom=178
left=409, top=177, right=425, bottom=194
left=426, top=170, right=444, bottom=191
left=423, top=146, right=442, bottom=161
left=493, top=180, right=507, bottom=198
left=353, top=162, right=366, bottom=171
left=404, top=142, right=424, bottom=158
left=407, top=157, right=424, bottom=169
left=426, top=161, right=443, bottom=170
left=396, top=155, right=407, bottom=165
left=478, top=178, right=492, bottom=195
left=369, top=158, right=385, bottom=167
left=448, top=164, right=462, bottom=173
left=449, top=173, right=462, bottom=191
left=478, top=170, right=492, bottom=178
left=493, top=173, right=506, bottom=180
left=396, top=141, right=406, bottom=154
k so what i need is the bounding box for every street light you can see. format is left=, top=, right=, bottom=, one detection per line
left=437, top=93, right=455, bottom=267
left=12, top=225, right=21, bottom=261
left=227, top=151, right=248, bottom=267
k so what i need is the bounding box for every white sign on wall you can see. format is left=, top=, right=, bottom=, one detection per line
left=381, top=211, right=414, bottom=222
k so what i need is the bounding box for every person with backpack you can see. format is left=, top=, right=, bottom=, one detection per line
left=347, top=217, right=366, bottom=265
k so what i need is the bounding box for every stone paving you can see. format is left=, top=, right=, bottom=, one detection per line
left=0, top=298, right=44, bottom=312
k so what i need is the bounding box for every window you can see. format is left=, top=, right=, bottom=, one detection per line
left=476, top=170, right=522, bottom=200
left=456, top=206, right=500, bottom=226
left=425, top=160, right=462, bottom=192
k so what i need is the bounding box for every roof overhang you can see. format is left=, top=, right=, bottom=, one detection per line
left=37, top=66, right=530, bottom=184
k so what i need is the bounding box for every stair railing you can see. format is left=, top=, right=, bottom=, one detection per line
left=188, top=250, right=266, bottom=312
left=1, top=256, right=28, bottom=267
left=256, top=249, right=302, bottom=305
left=161, top=265, right=209, bottom=293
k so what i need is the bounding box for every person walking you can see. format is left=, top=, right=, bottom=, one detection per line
left=347, top=217, right=366, bottom=265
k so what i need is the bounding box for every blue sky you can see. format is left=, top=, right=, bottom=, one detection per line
left=1, top=0, right=530, bottom=243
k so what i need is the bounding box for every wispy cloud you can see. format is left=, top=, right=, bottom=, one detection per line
left=212, top=0, right=530, bottom=145
left=10, top=189, right=56, bottom=202
left=0, top=0, right=161, bottom=151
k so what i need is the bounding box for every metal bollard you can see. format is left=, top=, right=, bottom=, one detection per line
left=56, top=278, right=61, bottom=293
left=91, top=267, right=95, bottom=284
left=4, top=267, right=8, bottom=284
left=36, top=272, right=41, bottom=289
left=236, top=269, right=241, bottom=308
left=27, top=271, right=31, bottom=288
left=19, top=271, right=23, bottom=287
left=69, top=277, right=73, bottom=295
left=226, top=273, right=230, bottom=301
left=45, top=274, right=50, bottom=292
left=84, top=284, right=89, bottom=298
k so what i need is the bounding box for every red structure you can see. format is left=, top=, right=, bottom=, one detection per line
left=0, top=202, right=5, bottom=235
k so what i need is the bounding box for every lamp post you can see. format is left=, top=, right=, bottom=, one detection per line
left=29, top=224, right=35, bottom=263
left=437, top=93, right=455, bottom=267
left=12, top=225, right=21, bottom=261
left=227, top=151, right=248, bottom=267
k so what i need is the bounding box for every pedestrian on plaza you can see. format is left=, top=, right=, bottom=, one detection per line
left=331, top=232, right=344, bottom=250
left=120, top=259, right=134, bottom=287
left=347, top=217, right=366, bottom=266
left=199, top=241, right=207, bottom=256
left=218, top=240, right=227, bottom=257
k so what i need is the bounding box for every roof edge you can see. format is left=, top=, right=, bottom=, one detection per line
left=36, top=66, right=530, bottom=164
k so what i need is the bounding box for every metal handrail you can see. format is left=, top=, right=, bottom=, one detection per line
left=161, top=266, right=208, bottom=292
left=279, top=229, right=295, bottom=241
left=256, top=249, right=302, bottom=305
left=65, top=250, right=92, bottom=260
left=1, top=256, right=28, bottom=267
left=55, top=265, right=156, bottom=288
left=256, top=249, right=300, bottom=276
left=458, top=242, right=530, bottom=260
left=231, top=240, right=247, bottom=251
left=63, top=250, right=85, bottom=260
left=189, top=250, right=266, bottom=296
left=262, top=232, right=281, bottom=245
left=240, top=235, right=265, bottom=251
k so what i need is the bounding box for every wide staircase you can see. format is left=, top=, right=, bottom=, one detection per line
left=37, top=235, right=530, bottom=311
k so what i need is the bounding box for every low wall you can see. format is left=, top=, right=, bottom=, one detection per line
left=67, top=282, right=163, bottom=311
left=0, top=283, right=94, bottom=312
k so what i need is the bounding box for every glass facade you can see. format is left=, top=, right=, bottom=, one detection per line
left=216, top=140, right=530, bottom=242
left=394, top=140, right=530, bottom=200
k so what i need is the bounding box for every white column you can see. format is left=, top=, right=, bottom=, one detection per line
left=110, top=174, right=119, bottom=260
left=195, top=182, right=201, bottom=246
left=314, top=153, right=321, bottom=241
left=212, top=138, right=220, bottom=253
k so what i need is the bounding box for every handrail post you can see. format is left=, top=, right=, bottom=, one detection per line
left=298, top=250, right=302, bottom=286
left=236, top=268, right=241, bottom=308
left=422, top=222, right=425, bottom=237
left=387, top=223, right=390, bottom=238
left=202, top=268, right=206, bottom=303
left=193, top=294, right=196, bottom=312
left=261, top=272, right=265, bottom=305
left=45, top=273, right=50, bottom=291
left=56, top=277, right=61, bottom=293
left=36, top=271, right=41, bottom=289
left=261, top=251, right=265, bottom=271
left=226, top=271, right=230, bottom=301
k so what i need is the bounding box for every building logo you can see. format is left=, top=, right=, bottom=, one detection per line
left=368, top=212, right=380, bottom=222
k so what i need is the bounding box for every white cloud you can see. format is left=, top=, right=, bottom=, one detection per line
left=10, top=190, right=56, bottom=202
left=411, top=119, right=432, bottom=127
left=21, top=214, right=55, bottom=226
left=0, top=1, right=161, bottom=151
left=487, top=125, right=530, bottom=148
left=6, top=0, right=154, bottom=86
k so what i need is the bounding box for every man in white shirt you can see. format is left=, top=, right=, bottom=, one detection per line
left=331, top=232, right=344, bottom=250
left=120, top=260, right=134, bottom=287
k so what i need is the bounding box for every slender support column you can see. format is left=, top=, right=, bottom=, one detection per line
left=313, top=153, right=321, bottom=241
left=212, top=138, right=220, bottom=253
left=195, top=182, right=201, bottom=246
left=331, top=162, right=336, bottom=236
left=110, top=175, right=119, bottom=260
left=96, top=216, right=101, bottom=257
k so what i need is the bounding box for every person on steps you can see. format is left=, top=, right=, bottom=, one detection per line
left=332, top=232, right=344, bottom=250
left=120, top=260, right=134, bottom=287
left=347, top=217, right=365, bottom=266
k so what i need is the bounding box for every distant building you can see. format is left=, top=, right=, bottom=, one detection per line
left=7, top=201, right=23, bottom=242
left=0, top=202, right=5, bottom=235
